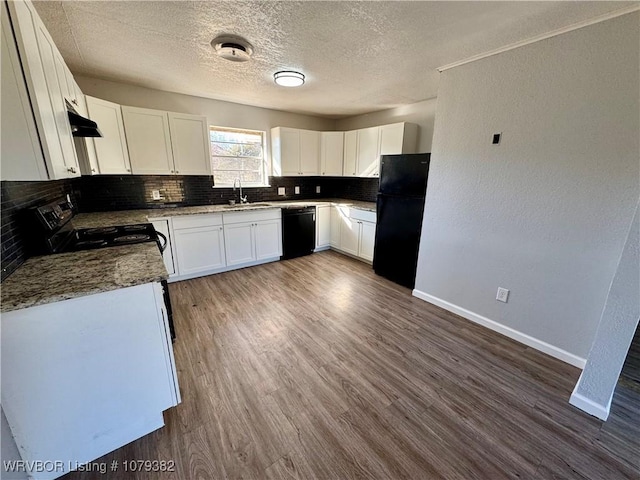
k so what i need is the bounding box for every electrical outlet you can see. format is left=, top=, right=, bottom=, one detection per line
left=492, top=133, right=502, bottom=145
left=316, top=186, right=321, bottom=194
left=152, top=190, right=163, bottom=200
left=278, top=187, right=286, bottom=196
left=496, top=287, right=509, bottom=303
left=295, top=186, right=300, bottom=194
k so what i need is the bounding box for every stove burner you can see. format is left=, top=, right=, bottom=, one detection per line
left=122, top=225, right=149, bottom=232
left=75, top=239, right=108, bottom=248
left=113, top=234, right=151, bottom=243
left=84, top=226, right=118, bottom=236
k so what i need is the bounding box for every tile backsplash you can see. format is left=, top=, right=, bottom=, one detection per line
left=1, top=175, right=377, bottom=280
left=75, top=175, right=378, bottom=212
left=1, top=179, right=76, bottom=281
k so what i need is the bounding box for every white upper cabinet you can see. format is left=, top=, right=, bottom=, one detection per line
left=342, top=122, right=418, bottom=178
left=271, top=127, right=319, bottom=176
left=4, top=0, right=80, bottom=180
left=0, top=3, right=46, bottom=180
left=379, top=122, right=418, bottom=155
left=168, top=113, right=211, bottom=175
left=356, top=126, right=381, bottom=177
left=320, top=132, right=344, bottom=176
left=122, top=106, right=210, bottom=176
left=343, top=130, right=358, bottom=177
left=122, top=106, right=174, bottom=174
left=299, top=130, right=320, bottom=175
left=85, top=96, right=131, bottom=174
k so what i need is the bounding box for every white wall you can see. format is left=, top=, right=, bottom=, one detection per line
left=570, top=200, right=640, bottom=419
left=335, top=99, right=437, bottom=153
left=413, top=12, right=639, bottom=366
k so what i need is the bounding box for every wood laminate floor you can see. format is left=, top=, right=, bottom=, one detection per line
left=63, top=251, right=639, bottom=479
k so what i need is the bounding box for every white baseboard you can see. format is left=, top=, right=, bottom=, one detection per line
left=411, top=289, right=586, bottom=369
left=569, top=378, right=611, bottom=420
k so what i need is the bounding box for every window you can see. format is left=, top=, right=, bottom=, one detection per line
left=210, top=126, right=268, bottom=186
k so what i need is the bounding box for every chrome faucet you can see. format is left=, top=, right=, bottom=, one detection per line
left=233, top=178, right=248, bottom=204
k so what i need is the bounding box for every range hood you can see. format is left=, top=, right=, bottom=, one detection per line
left=66, top=101, right=102, bottom=138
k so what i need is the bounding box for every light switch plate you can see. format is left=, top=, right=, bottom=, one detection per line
left=278, top=187, right=286, bottom=196
left=152, top=190, right=162, bottom=200
left=316, top=186, right=321, bottom=194
left=295, top=186, right=300, bottom=194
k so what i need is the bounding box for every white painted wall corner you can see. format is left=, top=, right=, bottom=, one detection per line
left=569, top=373, right=611, bottom=420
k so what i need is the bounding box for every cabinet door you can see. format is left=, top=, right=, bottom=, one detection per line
left=168, top=113, right=211, bottom=175
left=86, top=96, right=132, bottom=174
left=343, top=130, right=358, bottom=177
left=151, top=220, right=175, bottom=275
left=357, top=126, right=381, bottom=177
left=224, top=223, right=255, bottom=266
left=279, top=128, right=300, bottom=176
left=316, top=206, right=331, bottom=248
left=330, top=206, right=342, bottom=248
left=299, top=130, right=320, bottom=175
left=174, top=225, right=226, bottom=275
left=0, top=5, right=47, bottom=181
left=122, top=106, right=174, bottom=174
left=254, top=219, right=282, bottom=260
left=378, top=123, right=405, bottom=156
left=358, top=221, right=376, bottom=262
left=320, top=132, right=344, bottom=176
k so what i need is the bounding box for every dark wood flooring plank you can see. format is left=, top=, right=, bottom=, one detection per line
left=60, top=250, right=639, bottom=480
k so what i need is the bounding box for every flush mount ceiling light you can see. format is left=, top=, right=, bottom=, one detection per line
left=211, top=34, right=253, bottom=62
left=274, top=71, right=305, bottom=87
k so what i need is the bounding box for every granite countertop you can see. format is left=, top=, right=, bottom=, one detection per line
left=72, top=198, right=376, bottom=228
left=1, top=243, right=167, bottom=313
left=2, top=198, right=374, bottom=313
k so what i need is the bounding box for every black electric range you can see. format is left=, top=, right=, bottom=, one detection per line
left=26, top=198, right=175, bottom=340
left=28, top=198, right=166, bottom=254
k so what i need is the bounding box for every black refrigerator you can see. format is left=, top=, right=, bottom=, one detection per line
left=373, top=153, right=431, bottom=289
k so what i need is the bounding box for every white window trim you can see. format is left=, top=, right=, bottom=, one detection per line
left=210, top=126, right=271, bottom=188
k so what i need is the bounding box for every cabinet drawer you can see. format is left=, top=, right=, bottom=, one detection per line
left=223, top=208, right=281, bottom=225
left=172, top=213, right=223, bottom=230
left=349, top=208, right=376, bottom=223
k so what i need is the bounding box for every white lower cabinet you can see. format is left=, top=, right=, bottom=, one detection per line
left=316, top=205, right=331, bottom=249
left=255, top=219, right=283, bottom=260
left=168, top=209, right=282, bottom=281
left=330, top=206, right=377, bottom=262
left=223, top=209, right=282, bottom=267
left=1, top=282, right=179, bottom=480
left=224, top=223, right=255, bottom=266
left=339, top=214, right=360, bottom=257
left=171, top=214, right=226, bottom=277
left=358, top=220, right=376, bottom=262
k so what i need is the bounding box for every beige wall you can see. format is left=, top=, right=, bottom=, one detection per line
left=335, top=99, right=437, bottom=153
left=414, top=12, right=639, bottom=364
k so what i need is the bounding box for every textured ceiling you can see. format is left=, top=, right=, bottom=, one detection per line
left=33, top=1, right=634, bottom=118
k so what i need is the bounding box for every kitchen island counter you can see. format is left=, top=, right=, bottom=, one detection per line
left=1, top=242, right=167, bottom=313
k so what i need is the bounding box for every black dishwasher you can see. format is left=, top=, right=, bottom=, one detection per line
left=281, top=207, right=316, bottom=259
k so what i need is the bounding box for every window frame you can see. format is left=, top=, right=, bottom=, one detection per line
left=209, top=126, right=270, bottom=188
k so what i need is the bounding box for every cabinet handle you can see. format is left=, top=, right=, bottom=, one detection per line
left=219, top=227, right=223, bottom=231
left=175, top=170, right=179, bottom=174
left=71, top=99, right=78, bottom=106
left=67, top=167, right=77, bottom=174
left=170, top=170, right=174, bottom=173
left=126, top=168, right=131, bottom=172
left=91, top=168, right=96, bottom=173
